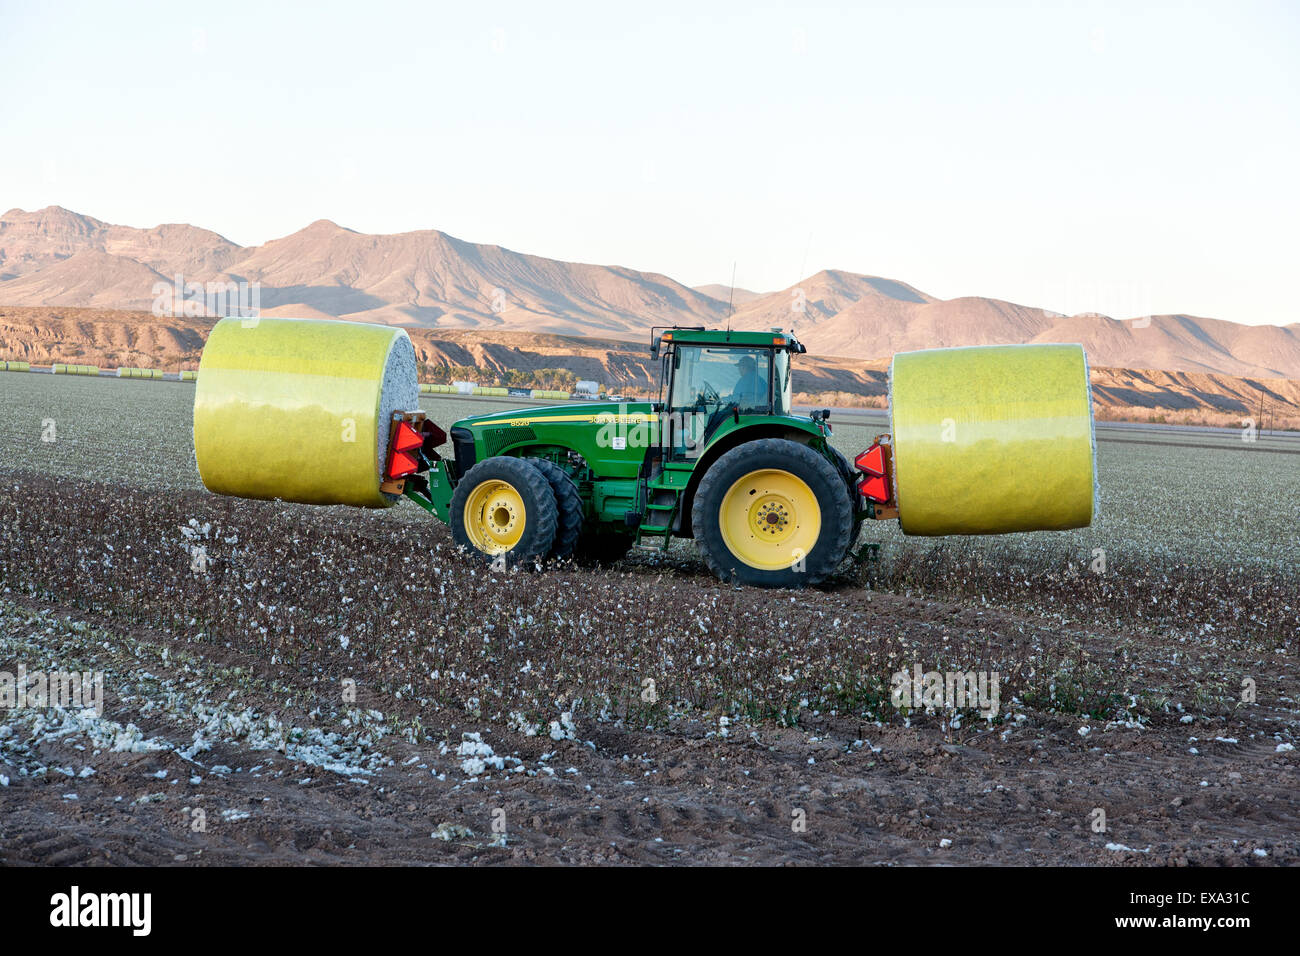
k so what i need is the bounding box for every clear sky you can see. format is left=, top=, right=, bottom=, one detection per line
left=2, top=0, right=1296, bottom=325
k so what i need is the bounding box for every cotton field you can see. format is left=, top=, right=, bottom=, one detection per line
left=0, top=374, right=1296, bottom=865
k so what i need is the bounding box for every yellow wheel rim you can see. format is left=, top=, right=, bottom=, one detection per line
left=463, top=479, right=526, bottom=554
left=718, top=468, right=821, bottom=571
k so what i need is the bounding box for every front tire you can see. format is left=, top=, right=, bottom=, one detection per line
left=691, top=438, right=852, bottom=588
left=450, top=456, right=558, bottom=568
left=525, top=457, right=583, bottom=560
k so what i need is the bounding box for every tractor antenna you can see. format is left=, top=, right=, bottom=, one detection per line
left=726, top=261, right=737, bottom=333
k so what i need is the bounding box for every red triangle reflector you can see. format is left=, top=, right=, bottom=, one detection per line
left=388, top=450, right=419, bottom=479
left=393, top=421, right=423, bottom=453
left=859, top=474, right=890, bottom=503
left=855, top=444, right=885, bottom=476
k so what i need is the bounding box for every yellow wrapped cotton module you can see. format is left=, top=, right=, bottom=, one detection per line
left=193, top=316, right=419, bottom=508
left=889, top=344, right=1096, bottom=536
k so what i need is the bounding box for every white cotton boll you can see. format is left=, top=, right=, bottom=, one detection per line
left=549, top=712, right=577, bottom=741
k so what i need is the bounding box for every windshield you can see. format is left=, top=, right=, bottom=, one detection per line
left=669, top=346, right=772, bottom=412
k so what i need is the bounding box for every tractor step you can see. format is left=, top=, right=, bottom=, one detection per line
left=636, top=469, right=682, bottom=550
left=633, top=531, right=671, bottom=551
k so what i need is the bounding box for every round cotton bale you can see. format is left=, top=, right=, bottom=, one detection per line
left=889, top=343, right=1096, bottom=536
left=193, top=316, right=419, bottom=508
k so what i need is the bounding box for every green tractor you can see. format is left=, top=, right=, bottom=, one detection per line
left=395, top=328, right=885, bottom=587
left=194, top=317, right=1096, bottom=588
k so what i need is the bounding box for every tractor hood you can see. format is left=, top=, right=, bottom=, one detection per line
left=449, top=400, right=660, bottom=479
left=453, top=400, right=657, bottom=431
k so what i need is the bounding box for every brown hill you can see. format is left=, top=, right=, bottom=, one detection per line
left=2, top=206, right=1297, bottom=379
left=0, top=206, right=240, bottom=283
left=730, top=273, right=1300, bottom=379
left=2, top=306, right=1295, bottom=428
left=0, top=306, right=210, bottom=367
left=693, top=284, right=765, bottom=306
left=0, top=249, right=170, bottom=311
left=0, top=208, right=723, bottom=337
left=1031, top=313, right=1300, bottom=378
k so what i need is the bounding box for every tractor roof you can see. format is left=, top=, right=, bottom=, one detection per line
left=650, top=327, right=806, bottom=355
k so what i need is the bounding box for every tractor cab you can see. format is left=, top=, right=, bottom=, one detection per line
left=651, top=327, right=807, bottom=456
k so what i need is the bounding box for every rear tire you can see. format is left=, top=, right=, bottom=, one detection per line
left=450, top=456, right=558, bottom=569
left=692, top=438, right=852, bottom=588
left=826, top=443, right=866, bottom=542
left=827, top=444, right=856, bottom=498
left=525, top=457, right=583, bottom=560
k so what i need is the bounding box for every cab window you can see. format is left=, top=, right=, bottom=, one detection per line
left=669, top=346, right=772, bottom=412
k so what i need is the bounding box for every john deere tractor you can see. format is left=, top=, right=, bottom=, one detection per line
left=393, top=328, right=875, bottom=587
left=194, top=317, right=1095, bottom=590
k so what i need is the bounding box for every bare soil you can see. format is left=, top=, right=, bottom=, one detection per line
left=1, top=473, right=1295, bottom=866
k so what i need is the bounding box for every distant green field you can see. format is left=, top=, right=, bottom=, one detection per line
left=2, top=373, right=1296, bottom=569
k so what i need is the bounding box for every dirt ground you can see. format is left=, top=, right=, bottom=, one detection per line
left=0, top=474, right=1295, bottom=866
left=1, top=585, right=1295, bottom=867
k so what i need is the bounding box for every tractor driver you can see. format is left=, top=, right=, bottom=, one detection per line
left=730, top=354, right=766, bottom=407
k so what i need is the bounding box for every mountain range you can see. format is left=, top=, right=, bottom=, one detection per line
left=1, top=205, right=1298, bottom=379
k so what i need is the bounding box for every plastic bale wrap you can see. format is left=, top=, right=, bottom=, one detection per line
left=193, top=316, right=419, bottom=508
left=889, top=343, right=1097, bottom=536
